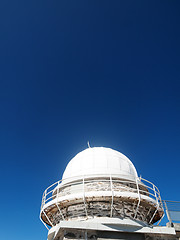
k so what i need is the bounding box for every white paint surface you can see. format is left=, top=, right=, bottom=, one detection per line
left=62, top=147, right=138, bottom=183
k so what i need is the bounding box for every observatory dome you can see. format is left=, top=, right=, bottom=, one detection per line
left=62, top=147, right=138, bottom=183
left=41, top=146, right=164, bottom=228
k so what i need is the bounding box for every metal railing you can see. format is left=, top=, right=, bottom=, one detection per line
left=40, top=175, right=163, bottom=229
left=163, top=200, right=180, bottom=226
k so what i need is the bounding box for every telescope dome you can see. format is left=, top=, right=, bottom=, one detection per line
left=40, top=146, right=164, bottom=228
left=62, top=147, right=138, bottom=183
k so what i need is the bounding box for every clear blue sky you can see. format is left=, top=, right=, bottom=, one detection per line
left=0, top=1, right=180, bottom=239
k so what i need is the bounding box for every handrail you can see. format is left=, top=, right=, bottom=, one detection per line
left=40, top=176, right=163, bottom=209
left=40, top=176, right=164, bottom=228
left=163, top=200, right=180, bottom=226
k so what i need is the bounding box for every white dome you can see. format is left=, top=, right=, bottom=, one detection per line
left=62, top=147, right=138, bottom=183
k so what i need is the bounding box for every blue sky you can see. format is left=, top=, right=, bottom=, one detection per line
left=0, top=1, right=180, bottom=239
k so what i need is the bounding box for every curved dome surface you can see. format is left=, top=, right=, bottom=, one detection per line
left=62, top=147, right=138, bottom=182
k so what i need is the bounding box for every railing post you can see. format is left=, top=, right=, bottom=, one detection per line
left=149, top=209, right=158, bottom=224
left=56, top=182, right=65, bottom=221
left=157, top=187, right=163, bottom=210
left=39, top=213, right=49, bottom=230
left=157, top=213, right=165, bottom=226
left=134, top=177, right=141, bottom=219
left=83, top=176, right=88, bottom=218
left=110, top=174, right=114, bottom=217
left=44, top=189, right=47, bottom=206
left=42, top=209, right=53, bottom=227
left=153, top=184, right=159, bottom=208
left=164, top=200, right=173, bottom=227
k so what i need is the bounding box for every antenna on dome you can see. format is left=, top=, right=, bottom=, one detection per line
left=87, top=141, right=91, bottom=148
